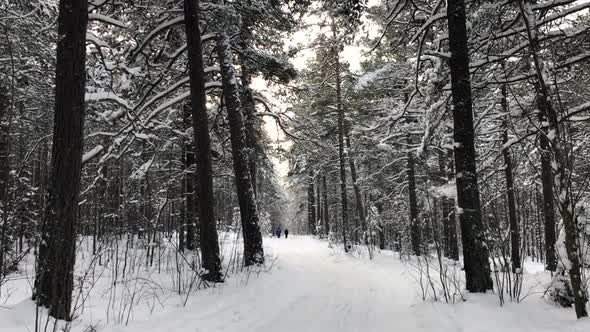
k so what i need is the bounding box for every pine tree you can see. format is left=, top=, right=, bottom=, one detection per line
left=183, top=0, right=223, bottom=282
left=34, top=0, right=89, bottom=320
left=217, top=33, right=265, bottom=266
left=446, top=0, right=492, bottom=292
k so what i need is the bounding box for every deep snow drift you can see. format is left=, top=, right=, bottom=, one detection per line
left=1, top=236, right=589, bottom=331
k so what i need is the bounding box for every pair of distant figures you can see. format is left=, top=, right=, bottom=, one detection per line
left=275, top=227, right=289, bottom=239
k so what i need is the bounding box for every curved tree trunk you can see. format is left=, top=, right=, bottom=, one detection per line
left=217, top=33, right=264, bottom=266
left=183, top=0, right=223, bottom=282
left=34, top=0, right=88, bottom=320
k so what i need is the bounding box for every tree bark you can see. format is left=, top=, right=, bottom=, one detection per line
left=238, top=14, right=259, bottom=196
left=183, top=103, right=196, bottom=250
left=538, top=99, right=557, bottom=272
left=446, top=0, right=492, bottom=292
left=217, top=33, right=264, bottom=266
left=183, top=0, right=223, bottom=282
left=34, top=0, right=88, bottom=320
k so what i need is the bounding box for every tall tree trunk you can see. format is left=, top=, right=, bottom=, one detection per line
left=0, top=82, right=10, bottom=282
left=538, top=95, right=557, bottom=272
left=438, top=150, right=451, bottom=258
left=446, top=0, right=492, bottom=292
left=407, top=133, right=420, bottom=256
left=519, top=0, right=587, bottom=317
left=346, top=132, right=366, bottom=242
left=308, top=171, right=316, bottom=235
left=217, top=33, right=264, bottom=266
left=238, top=14, right=259, bottom=195
left=375, top=201, right=386, bottom=250
left=183, top=103, right=196, bottom=250
left=501, top=86, right=521, bottom=272
left=316, top=176, right=321, bottom=234
left=333, top=23, right=349, bottom=252
left=322, top=175, right=330, bottom=236
left=183, top=0, right=223, bottom=281
left=34, top=0, right=88, bottom=320
left=446, top=150, right=460, bottom=260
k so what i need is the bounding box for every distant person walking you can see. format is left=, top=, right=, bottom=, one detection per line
left=284, top=229, right=289, bottom=239
left=276, top=226, right=282, bottom=238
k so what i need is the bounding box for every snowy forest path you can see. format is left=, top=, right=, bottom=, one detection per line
left=104, top=236, right=587, bottom=332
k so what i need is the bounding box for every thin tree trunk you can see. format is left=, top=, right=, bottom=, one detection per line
left=407, top=133, right=420, bottom=256
left=217, top=33, right=264, bottom=266
left=447, top=152, right=459, bottom=261
left=183, top=103, right=196, bottom=250
left=501, top=86, right=521, bottom=272
left=446, top=0, right=492, bottom=292
left=308, top=171, right=316, bottom=235
left=34, top=0, right=88, bottom=320
left=316, top=175, right=321, bottom=234
left=333, top=23, right=349, bottom=252
left=183, top=0, right=223, bottom=281
left=0, top=82, right=10, bottom=283
left=322, top=175, right=330, bottom=236
left=438, top=150, right=451, bottom=258
left=346, top=132, right=366, bottom=243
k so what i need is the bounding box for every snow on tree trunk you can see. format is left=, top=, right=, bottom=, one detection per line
left=183, top=0, right=223, bottom=282
left=183, top=103, right=196, bottom=251
left=538, top=110, right=558, bottom=272
left=33, top=0, right=88, bottom=320
left=519, top=0, right=588, bottom=317
left=237, top=16, right=259, bottom=196
left=446, top=0, right=493, bottom=292
left=216, top=33, right=265, bottom=266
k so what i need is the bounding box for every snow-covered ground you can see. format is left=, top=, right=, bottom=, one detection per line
left=1, top=236, right=589, bottom=331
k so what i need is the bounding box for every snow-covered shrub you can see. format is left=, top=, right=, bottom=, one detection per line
left=259, top=211, right=273, bottom=235
left=547, top=272, right=575, bottom=308
left=546, top=212, right=590, bottom=307
left=402, top=251, right=465, bottom=303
